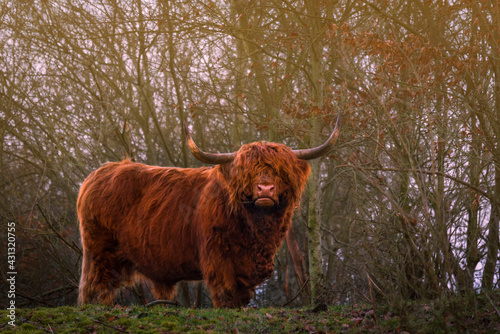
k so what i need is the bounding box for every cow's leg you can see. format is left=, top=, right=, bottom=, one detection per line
left=152, top=282, right=177, bottom=300
left=78, top=219, right=122, bottom=306
left=78, top=248, right=93, bottom=305
left=201, top=231, right=253, bottom=307
left=233, top=287, right=255, bottom=306
left=202, top=261, right=254, bottom=307
left=209, top=284, right=254, bottom=308
left=78, top=250, right=122, bottom=305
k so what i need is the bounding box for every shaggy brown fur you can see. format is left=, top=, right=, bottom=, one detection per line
left=77, top=141, right=310, bottom=307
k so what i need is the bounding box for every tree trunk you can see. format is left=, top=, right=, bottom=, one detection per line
left=305, top=0, right=326, bottom=303
left=482, top=163, right=500, bottom=290
left=482, top=0, right=500, bottom=291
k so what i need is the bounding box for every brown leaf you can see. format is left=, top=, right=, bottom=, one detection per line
left=352, top=318, right=362, bottom=327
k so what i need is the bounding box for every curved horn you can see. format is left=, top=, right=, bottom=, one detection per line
left=183, top=122, right=235, bottom=164
left=293, top=114, right=340, bottom=160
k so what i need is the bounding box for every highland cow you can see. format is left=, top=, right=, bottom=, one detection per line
left=77, top=121, right=339, bottom=307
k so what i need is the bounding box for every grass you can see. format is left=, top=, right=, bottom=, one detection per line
left=2, top=304, right=389, bottom=333
left=1, top=296, right=499, bottom=333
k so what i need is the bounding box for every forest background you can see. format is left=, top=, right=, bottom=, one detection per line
left=0, top=0, right=499, bottom=316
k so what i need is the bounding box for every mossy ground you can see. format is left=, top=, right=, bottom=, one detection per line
left=1, top=297, right=498, bottom=333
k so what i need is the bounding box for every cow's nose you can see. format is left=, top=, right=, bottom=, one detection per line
left=257, top=184, right=275, bottom=197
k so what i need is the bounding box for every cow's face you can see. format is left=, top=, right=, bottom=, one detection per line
left=225, top=142, right=311, bottom=212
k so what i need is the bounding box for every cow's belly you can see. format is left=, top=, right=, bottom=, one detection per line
left=116, top=235, right=203, bottom=284
left=141, top=265, right=204, bottom=284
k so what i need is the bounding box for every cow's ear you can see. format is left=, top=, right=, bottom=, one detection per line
left=298, top=159, right=311, bottom=177
left=217, top=162, right=232, bottom=181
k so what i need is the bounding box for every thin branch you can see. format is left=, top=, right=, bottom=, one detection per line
left=16, top=290, right=55, bottom=307
left=366, top=272, right=379, bottom=326
left=358, top=0, right=421, bottom=36
left=482, top=289, right=500, bottom=318
left=37, top=204, right=83, bottom=255
left=358, top=166, right=497, bottom=206
left=282, top=277, right=311, bottom=307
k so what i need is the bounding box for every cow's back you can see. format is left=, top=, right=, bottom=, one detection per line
left=77, top=160, right=144, bottom=229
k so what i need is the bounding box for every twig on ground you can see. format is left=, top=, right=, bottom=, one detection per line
left=144, top=299, right=180, bottom=307
left=94, top=319, right=129, bottom=333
